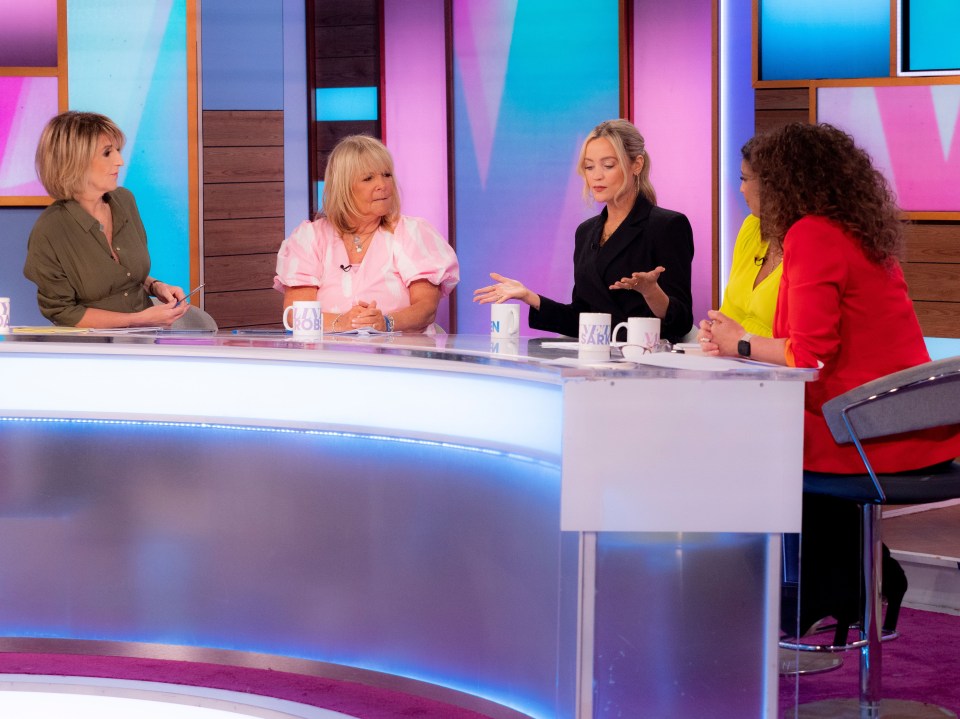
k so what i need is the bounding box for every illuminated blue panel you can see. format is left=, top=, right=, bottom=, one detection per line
left=452, top=0, right=619, bottom=334
left=316, top=87, right=379, bottom=121
left=68, top=0, right=190, bottom=292
left=201, top=0, right=284, bottom=110
left=906, top=0, right=960, bottom=71
left=760, top=0, right=889, bottom=80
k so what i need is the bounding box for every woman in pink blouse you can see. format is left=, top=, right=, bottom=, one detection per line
left=275, top=135, right=459, bottom=333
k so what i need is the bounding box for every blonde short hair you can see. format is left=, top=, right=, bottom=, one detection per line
left=577, top=119, right=656, bottom=206
left=35, top=111, right=125, bottom=201
left=321, top=135, right=400, bottom=236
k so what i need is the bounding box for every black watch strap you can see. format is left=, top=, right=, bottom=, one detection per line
left=737, top=332, right=754, bottom=358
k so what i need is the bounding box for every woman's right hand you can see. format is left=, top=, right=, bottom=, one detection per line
left=133, top=300, right=190, bottom=327
left=473, top=272, right=539, bottom=308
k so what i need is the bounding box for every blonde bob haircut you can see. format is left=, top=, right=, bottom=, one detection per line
left=577, top=119, right=656, bottom=206
left=321, top=135, right=401, bottom=237
left=35, top=111, right=125, bottom=201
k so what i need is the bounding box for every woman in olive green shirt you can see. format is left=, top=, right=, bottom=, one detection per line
left=24, top=111, right=189, bottom=328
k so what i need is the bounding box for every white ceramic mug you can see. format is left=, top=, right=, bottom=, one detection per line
left=614, top=316, right=660, bottom=351
left=578, top=312, right=611, bottom=359
left=0, top=297, right=10, bottom=334
left=283, top=300, right=323, bottom=339
left=490, top=338, right=520, bottom=356
left=490, top=303, right=520, bottom=338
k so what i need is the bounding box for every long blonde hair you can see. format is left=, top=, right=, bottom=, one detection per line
left=321, top=135, right=401, bottom=236
left=35, top=111, right=125, bottom=201
left=577, top=119, right=656, bottom=206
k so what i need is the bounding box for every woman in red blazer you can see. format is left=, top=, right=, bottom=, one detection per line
left=701, top=122, right=960, bottom=637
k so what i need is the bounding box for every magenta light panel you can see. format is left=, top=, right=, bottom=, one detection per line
left=0, top=77, right=58, bottom=197
left=818, top=85, right=960, bottom=212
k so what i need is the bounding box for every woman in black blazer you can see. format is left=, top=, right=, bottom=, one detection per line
left=473, top=119, right=694, bottom=343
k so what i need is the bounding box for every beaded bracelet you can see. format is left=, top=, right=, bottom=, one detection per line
left=384, top=314, right=395, bottom=333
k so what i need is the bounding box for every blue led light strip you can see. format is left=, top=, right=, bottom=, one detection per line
left=0, top=416, right=559, bottom=471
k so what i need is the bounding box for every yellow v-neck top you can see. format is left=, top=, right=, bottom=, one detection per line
left=718, top=214, right=781, bottom=338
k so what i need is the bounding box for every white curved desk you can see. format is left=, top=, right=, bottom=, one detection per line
left=0, top=332, right=812, bottom=719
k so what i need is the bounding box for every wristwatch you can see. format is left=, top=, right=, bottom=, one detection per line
left=737, top=332, right=754, bottom=358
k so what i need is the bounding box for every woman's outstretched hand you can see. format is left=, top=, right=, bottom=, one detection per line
left=473, top=272, right=540, bottom=309
left=609, top=266, right=665, bottom=294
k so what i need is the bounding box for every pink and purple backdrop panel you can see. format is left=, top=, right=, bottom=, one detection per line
left=0, top=0, right=58, bottom=67
left=0, top=77, right=57, bottom=196
left=632, top=0, right=714, bottom=326
left=452, top=0, right=619, bottom=335
left=383, top=0, right=451, bottom=330
left=818, top=85, right=960, bottom=212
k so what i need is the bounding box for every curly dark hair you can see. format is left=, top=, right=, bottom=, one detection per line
left=749, top=123, right=903, bottom=264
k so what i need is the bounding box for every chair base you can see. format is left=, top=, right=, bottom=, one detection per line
left=778, top=647, right=843, bottom=675
left=793, top=698, right=956, bottom=718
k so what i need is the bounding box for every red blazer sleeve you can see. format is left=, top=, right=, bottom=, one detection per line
left=782, top=217, right=847, bottom=369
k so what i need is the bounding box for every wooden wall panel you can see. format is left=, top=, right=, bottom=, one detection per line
left=315, top=25, right=378, bottom=56
left=202, top=111, right=283, bottom=146
left=204, top=147, right=284, bottom=183
left=204, top=218, right=286, bottom=257
left=202, top=110, right=286, bottom=329
left=903, top=264, right=960, bottom=303
left=315, top=0, right=377, bottom=25
left=904, top=222, right=960, bottom=263
left=913, top=302, right=960, bottom=339
left=754, top=88, right=810, bottom=134
left=315, top=56, right=379, bottom=88
left=203, top=183, right=284, bottom=221
left=204, top=254, right=278, bottom=293
left=204, top=289, right=285, bottom=328
left=902, top=221, right=960, bottom=336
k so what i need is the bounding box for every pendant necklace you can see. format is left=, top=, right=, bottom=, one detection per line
left=353, top=231, right=374, bottom=254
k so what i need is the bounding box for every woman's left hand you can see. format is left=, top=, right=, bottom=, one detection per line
left=700, top=310, right=744, bottom=357
left=610, top=266, right=665, bottom=294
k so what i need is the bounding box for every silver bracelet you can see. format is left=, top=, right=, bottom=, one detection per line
left=332, top=312, right=345, bottom=331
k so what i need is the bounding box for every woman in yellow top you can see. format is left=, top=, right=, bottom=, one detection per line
left=702, top=139, right=781, bottom=340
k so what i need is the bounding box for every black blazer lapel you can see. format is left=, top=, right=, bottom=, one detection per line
left=595, top=194, right=654, bottom=280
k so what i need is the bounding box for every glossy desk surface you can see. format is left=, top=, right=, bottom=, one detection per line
left=0, top=330, right=814, bottom=534
left=0, top=328, right=813, bottom=382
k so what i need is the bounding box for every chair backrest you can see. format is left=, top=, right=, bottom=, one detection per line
left=172, top=305, right=219, bottom=331
left=822, top=356, right=960, bottom=444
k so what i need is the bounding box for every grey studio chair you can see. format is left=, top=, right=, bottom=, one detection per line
left=786, top=356, right=960, bottom=719
left=151, top=297, right=219, bottom=331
